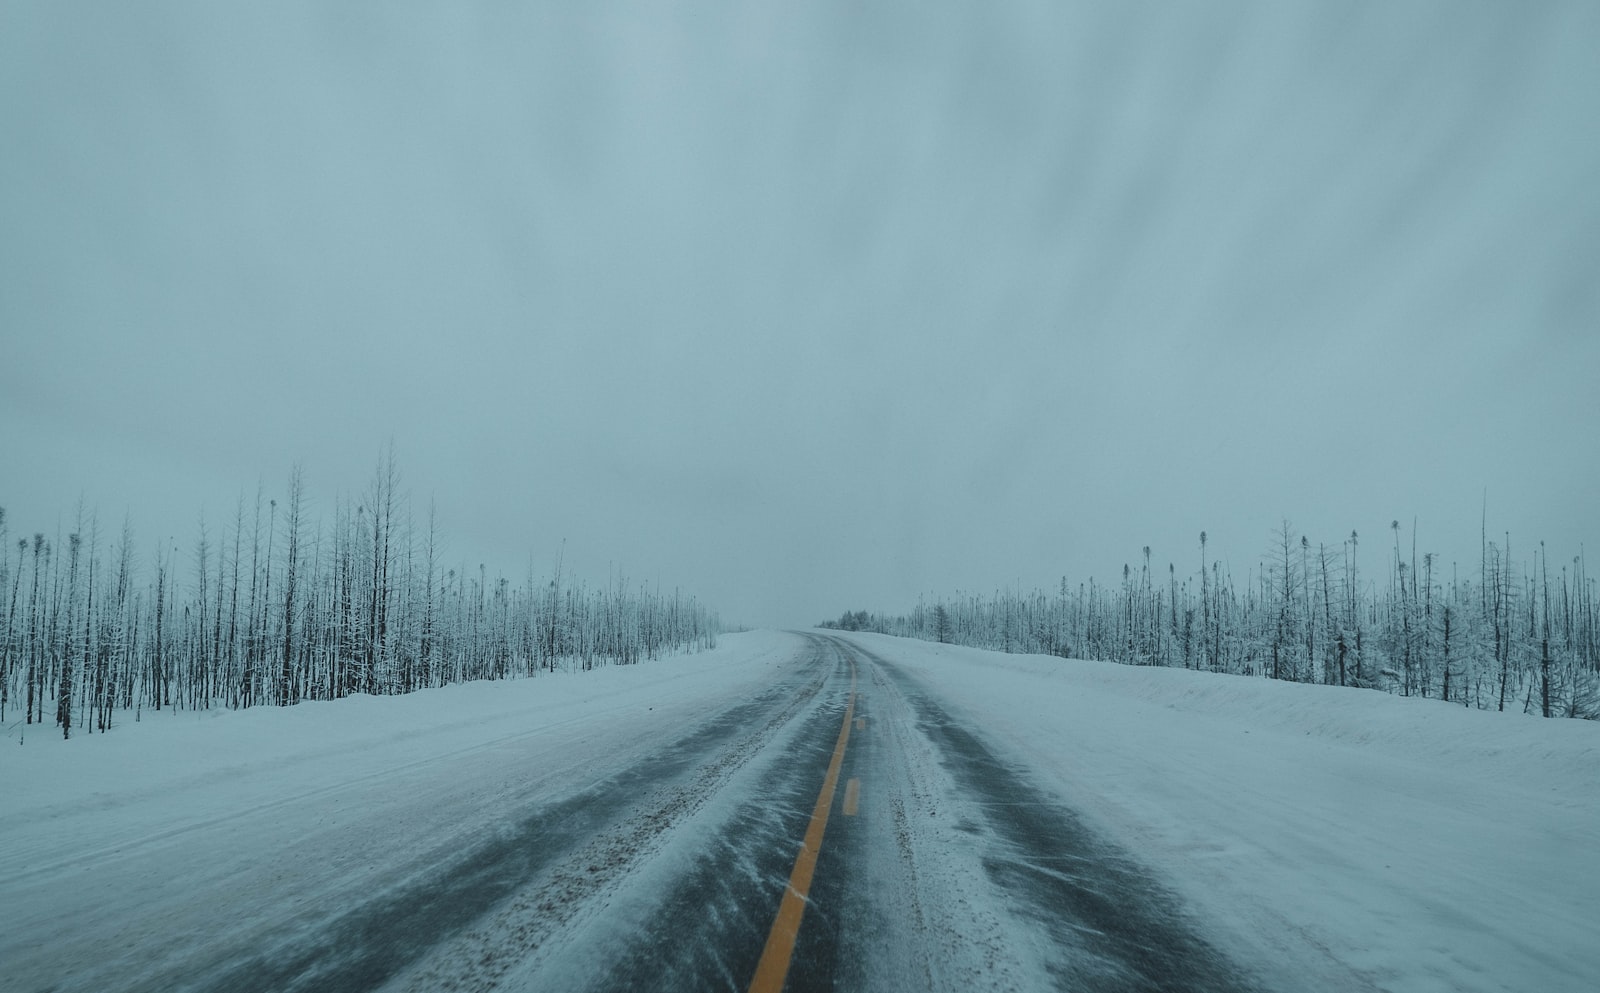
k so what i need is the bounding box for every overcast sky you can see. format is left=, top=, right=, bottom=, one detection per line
left=3, top=1, right=1597, bottom=628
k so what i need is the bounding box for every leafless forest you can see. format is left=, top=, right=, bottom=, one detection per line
left=0, top=455, right=719, bottom=741
left=829, top=520, right=1599, bottom=719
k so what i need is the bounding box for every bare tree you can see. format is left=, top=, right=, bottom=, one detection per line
left=279, top=466, right=305, bottom=707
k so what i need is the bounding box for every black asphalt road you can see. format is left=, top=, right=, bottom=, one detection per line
left=100, top=635, right=1267, bottom=993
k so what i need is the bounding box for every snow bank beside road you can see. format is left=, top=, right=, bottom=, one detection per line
left=839, top=632, right=1600, bottom=993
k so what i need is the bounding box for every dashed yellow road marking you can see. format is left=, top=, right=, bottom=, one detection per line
left=747, top=661, right=858, bottom=993
left=855, top=716, right=865, bottom=731
left=842, top=778, right=860, bottom=817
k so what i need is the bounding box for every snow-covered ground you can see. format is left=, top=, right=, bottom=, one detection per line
left=3, top=629, right=1595, bottom=993
left=840, top=631, right=1600, bottom=993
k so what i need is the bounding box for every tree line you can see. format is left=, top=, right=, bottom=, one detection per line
left=1, top=453, right=720, bottom=741
left=823, top=519, right=1599, bottom=719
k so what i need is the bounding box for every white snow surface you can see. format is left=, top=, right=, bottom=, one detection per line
left=840, top=631, right=1600, bottom=993
left=3, top=629, right=1596, bottom=993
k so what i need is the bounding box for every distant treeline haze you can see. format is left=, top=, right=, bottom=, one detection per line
left=1, top=454, right=719, bottom=741
left=826, top=521, right=1599, bottom=720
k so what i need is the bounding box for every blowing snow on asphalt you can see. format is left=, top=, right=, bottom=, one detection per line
left=4, top=630, right=1595, bottom=993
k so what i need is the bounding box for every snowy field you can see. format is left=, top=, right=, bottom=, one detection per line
left=840, top=632, right=1600, bottom=993
left=3, top=629, right=1595, bottom=993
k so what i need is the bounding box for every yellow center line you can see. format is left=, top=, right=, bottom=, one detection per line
left=747, top=659, right=858, bottom=993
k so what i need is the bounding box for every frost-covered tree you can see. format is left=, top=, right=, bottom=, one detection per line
left=857, top=520, right=1596, bottom=720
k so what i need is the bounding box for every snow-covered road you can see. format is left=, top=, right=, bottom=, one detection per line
left=3, top=630, right=1594, bottom=992
left=2, top=632, right=807, bottom=993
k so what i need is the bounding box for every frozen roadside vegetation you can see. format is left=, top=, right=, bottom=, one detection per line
left=838, top=631, right=1600, bottom=993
